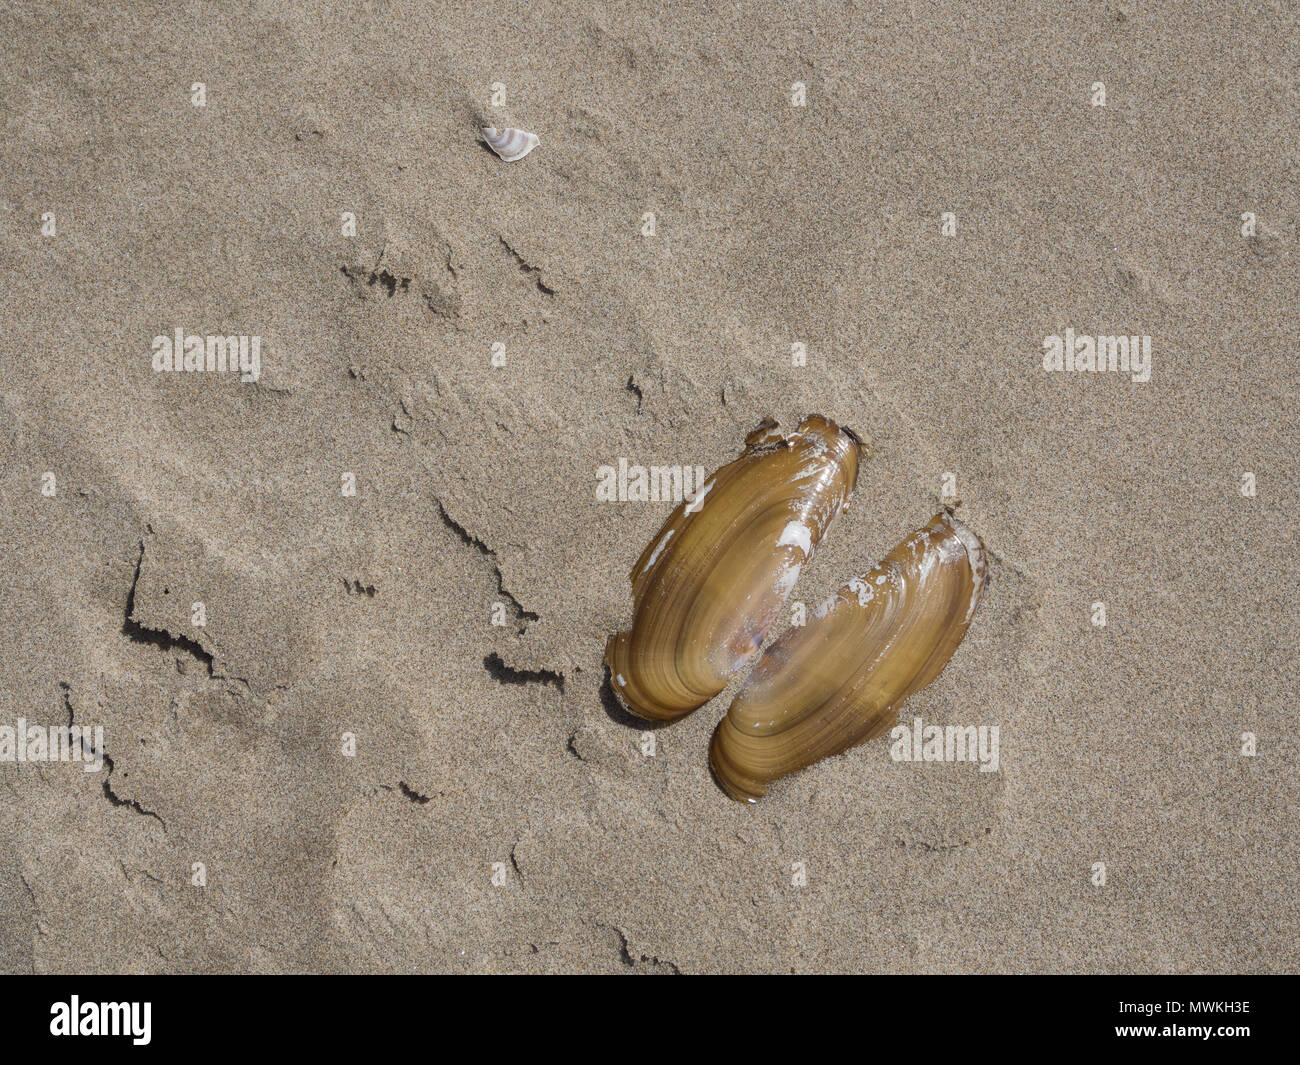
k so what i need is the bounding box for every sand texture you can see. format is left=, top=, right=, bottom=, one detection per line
left=0, top=1, right=1296, bottom=973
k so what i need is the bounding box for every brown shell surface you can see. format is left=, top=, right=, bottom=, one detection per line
left=709, top=511, right=988, bottom=801
left=605, top=416, right=863, bottom=723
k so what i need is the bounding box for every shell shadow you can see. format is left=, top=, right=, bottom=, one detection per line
left=600, top=663, right=670, bottom=730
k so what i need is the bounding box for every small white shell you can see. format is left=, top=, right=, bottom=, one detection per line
left=482, top=126, right=539, bottom=162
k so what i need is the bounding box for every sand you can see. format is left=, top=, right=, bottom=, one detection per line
left=0, top=0, right=1295, bottom=973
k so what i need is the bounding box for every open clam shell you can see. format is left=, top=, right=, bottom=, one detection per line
left=482, top=126, right=540, bottom=161
left=605, top=416, right=864, bottom=724
left=709, top=511, right=987, bottom=802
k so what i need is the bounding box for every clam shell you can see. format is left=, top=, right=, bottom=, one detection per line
left=482, top=126, right=540, bottom=162
left=605, top=415, right=864, bottom=723
left=709, top=511, right=987, bottom=802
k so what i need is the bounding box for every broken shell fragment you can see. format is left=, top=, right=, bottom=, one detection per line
left=709, top=511, right=987, bottom=802
left=482, top=126, right=540, bottom=161
left=605, top=415, right=864, bottom=724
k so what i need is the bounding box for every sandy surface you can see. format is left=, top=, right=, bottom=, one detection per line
left=0, top=0, right=1296, bottom=973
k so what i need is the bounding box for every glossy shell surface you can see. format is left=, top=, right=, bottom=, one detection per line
left=606, top=416, right=863, bottom=723
left=709, top=511, right=987, bottom=801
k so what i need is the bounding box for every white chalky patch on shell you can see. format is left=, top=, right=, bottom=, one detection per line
left=801, top=432, right=829, bottom=457
left=917, top=539, right=942, bottom=580
left=642, top=528, right=674, bottom=572
left=812, top=591, right=842, bottom=619
left=938, top=512, right=987, bottom=621
left=776, top=521, right=813, bottom=556
left=848, top=577, right=874, bottom=607
left=774, top=560, right=803, bottom=599
left=683, top=480, right=714, bottom=515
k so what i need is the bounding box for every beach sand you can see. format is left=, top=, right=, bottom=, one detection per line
left=0, top=0, right=1295, bottom=972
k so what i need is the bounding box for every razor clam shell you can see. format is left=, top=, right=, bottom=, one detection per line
left=709, top=511, right=987, bottom=802
left=482, top=126, right=540, bottom=161
left=605, top=415, right=864, bottom=724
